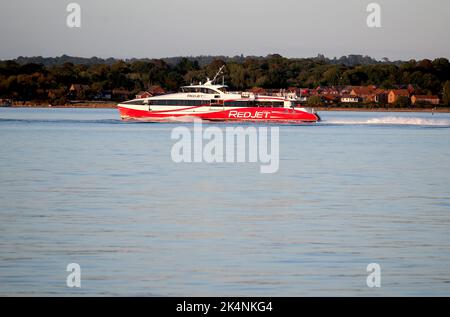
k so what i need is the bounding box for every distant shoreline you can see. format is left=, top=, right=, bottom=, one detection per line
left=3, top=103, right=450, bottom=113
left=315, top=107, right=450, bottom=113
left=7, top=102, right=117, bottom=109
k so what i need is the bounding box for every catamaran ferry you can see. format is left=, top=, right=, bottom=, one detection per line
left=117, top=67, right=320, bottom=123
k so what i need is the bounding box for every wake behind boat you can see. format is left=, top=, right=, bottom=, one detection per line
left=117, top=66, right=320, bottom=123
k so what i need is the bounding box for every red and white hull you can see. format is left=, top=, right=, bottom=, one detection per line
left=118, top=104, right=320, bottom=123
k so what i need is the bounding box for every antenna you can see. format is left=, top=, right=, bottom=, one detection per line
left=211, top=65, right=225, bottom=84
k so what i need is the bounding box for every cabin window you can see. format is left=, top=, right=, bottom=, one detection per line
left=148, top=100, right=208, bottom=106
left=210, top=99, right=222, bottom=106
left=224, top=101, right=253, bottom=107
left=201, top=88, right=218, bottom=94
left=181, top=87, right=199, bottom=93
left=257, top=101, right=284, bottom=107
left=182, top=87, right=218, bottom=94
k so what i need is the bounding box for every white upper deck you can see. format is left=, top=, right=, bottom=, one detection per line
left=123, top=65, right=300, bottom=104
left=180, top=80, right=228, bottom=95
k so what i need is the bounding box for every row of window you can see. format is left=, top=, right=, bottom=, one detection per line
left=124, top=100, right=286, bottom=107
left=223, top=101, right=284, bottom=108
left=123, top=99, right=209, bottom=106
left=149, top=100, right=209, bottom=106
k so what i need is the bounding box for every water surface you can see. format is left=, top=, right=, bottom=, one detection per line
left=0, top=108, right=449, bottom=296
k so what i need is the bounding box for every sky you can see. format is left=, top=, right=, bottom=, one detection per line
left=0, top=0, right=449, bottom=60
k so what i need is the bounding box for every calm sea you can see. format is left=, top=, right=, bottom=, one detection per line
left=0, top=108, right=449, bottom=296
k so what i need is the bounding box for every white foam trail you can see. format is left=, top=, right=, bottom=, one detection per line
left=131, top=116, right=203, bottom=123
left=324, top=116, right=450, bottom=126
left=163, top=116, right=202, bottom=123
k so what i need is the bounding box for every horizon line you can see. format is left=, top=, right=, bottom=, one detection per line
left=2, top=53, right=449, bottom=63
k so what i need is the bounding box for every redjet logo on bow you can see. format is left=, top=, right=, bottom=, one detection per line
left=228, top=110, right=271, bottom=119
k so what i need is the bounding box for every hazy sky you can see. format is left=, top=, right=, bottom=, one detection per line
left=0, top=0, right=449, bottom=60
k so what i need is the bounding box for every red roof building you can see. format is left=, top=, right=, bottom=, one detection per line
left=247, top=87, right=268, bottom=95
left=388, top=89, right=410, bottom=104
left=411, top=95, right=440, bottom=105
left=350, top=87, right=377, bottom=101
left=136, top=91, right=153, bottom=99
left=148, top=85, right=166, bottom=96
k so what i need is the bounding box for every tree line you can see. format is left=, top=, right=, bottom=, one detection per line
left=1, top=54, right=449, bottom=105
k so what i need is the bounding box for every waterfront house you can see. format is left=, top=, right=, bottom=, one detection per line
left=350, top=87, right=376, bottom=102
left=136, top=91, right=153, bottom=99
left=411, top=95, right=440, bottom=105
left=69, top=84, right=90, bottom=94
left=340, top=86, right=353, bottom=95
left=320, top=87, right=340, bottom=95
left=247, top=87, right=268, bottom=95
left=68, top=84, right=90, bottom=99
left=0, top=99, right=12, bottom=107
left=388, top=89, right=410, bottom=104
left=369, top=89, right=388, bottom=103
left=322, top=94, right=340, bottom=104
left=340, top=95, right=361, bottom=103
left=148, top=85, right=166, bottom=96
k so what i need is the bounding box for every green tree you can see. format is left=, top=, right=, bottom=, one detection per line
left=443, top=81, right=450, bottom=106
left=307, top=95, right=324, bottom=106
left=432, top=58, right=450, bottom=81
left=2, top=54, right=450, bottom=104
left=394, top=96, right=411, bottom=108
left=321, top=65, right=342, bottom=85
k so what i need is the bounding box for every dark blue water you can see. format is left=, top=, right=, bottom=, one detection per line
left=0, top=108, right=449, bottom=296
